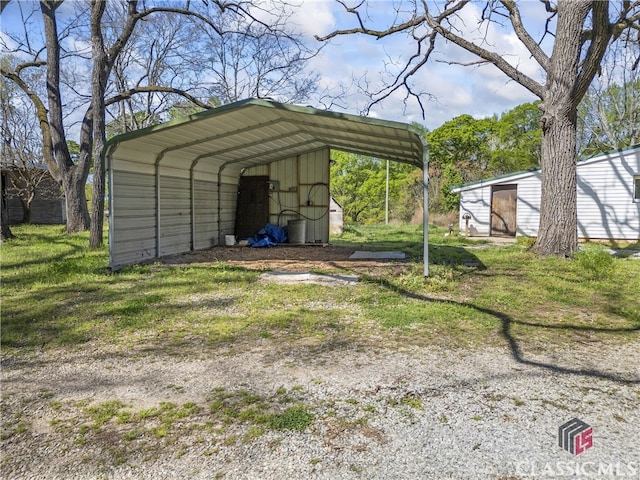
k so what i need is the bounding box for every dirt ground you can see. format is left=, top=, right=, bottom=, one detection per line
left=159, top=244, right=414, bottom=276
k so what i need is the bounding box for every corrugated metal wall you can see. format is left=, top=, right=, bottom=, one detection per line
left=192, top=179, right=217, bottom=250
left=110, top=170, right=157, bottom=266
left=109, top=148, right=329, bottom=268
left=158, top=175, right=191, bottom=256
left=244, top=148, right=330, bottom=243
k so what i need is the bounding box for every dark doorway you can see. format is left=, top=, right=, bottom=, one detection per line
left=235, top=175, right=269, bottom=239
left=490, top=184, right=517, bottom=236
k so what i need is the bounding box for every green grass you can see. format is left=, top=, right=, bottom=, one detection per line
left=1, top=224, right=639, bottom=355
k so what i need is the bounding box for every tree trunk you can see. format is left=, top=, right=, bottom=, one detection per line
left=42, top=1, right=91, bottom=234
left=62, top=164, right=90, bottom=233
left=1, top=173, right=15, bottom=241
left=532, top=1, right=589, bottom=257
left=89, top=0, right=108, bottom=248
left=534, top=111, right=578, bottom=256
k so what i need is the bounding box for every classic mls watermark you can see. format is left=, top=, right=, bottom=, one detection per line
left=559, top=418, right=593, bottom=456
left=510, top=418, right=637, bottom=477
left=514, top=461, right=638, bottom=477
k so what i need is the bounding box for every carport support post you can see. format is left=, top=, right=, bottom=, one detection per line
left=422, top=142, right=429, bottom=277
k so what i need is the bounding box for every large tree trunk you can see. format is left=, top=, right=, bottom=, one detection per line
left=532, top=1, right=589, bottom=257
left=535, top=111, right=579, bottom=256
left=62, top=164, right=90, bottom=233
left=89, top=0, right=109, bottom=248
left=42, top=1, right=91, bottom=234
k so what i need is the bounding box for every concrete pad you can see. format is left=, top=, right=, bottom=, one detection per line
left=260, top=271, right=359, bottom=286
left=349, top=251, right=406, bottom=260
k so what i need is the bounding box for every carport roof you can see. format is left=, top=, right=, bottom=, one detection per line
left=104, top=98, right=427, bottom=169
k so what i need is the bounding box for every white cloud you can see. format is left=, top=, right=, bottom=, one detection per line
left=291, top=0, right=337, bottom=38
left=305, top=1, right=547, bottom=128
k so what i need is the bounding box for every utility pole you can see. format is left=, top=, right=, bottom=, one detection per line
left=385, top=159, right=389, bottom=225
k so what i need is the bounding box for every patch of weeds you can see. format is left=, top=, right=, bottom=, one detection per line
left=613, top=414, right=626, bottom=423
left=472, top=415, right=483, bottom=421
left=1, top=419, right=29, bottom=440
left=85, top=400, right=129, bottom=430
left=401, top=395, right=424, bottom=411
left=38, top=390, right=55, bottom=400
left=266, top=405, right=314, bottom=432
left=511, top=397, right=526, bottom=407
left=207, top=387, right=315, bottom=433
left=310, top=458, right=322, bottom=466
left=243, top=426, right=266, bottom=442
left=573, top=246, right=615, bottom=280
left=223, top=434, right=238, bottom=446
left=124, top=429, right=143, bottom=441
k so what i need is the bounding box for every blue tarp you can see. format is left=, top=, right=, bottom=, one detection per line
left=246, top=223, right=288, bottom=248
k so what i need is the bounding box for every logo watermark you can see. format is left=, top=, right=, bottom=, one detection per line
left=507, top=418, right=636, bottom=477
left=559, top=417, right=593, bottom=456
left=515, top=461, right=638, bottom=477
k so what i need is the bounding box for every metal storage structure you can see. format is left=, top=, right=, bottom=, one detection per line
left=105, top=99, right=430, bottom=274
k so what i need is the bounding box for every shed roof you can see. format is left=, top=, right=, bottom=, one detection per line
left=451, top=143, right=640, bottom=193
left=105, top=98, right=426, bottom=170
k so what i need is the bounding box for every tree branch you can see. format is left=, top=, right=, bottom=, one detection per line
left=0, top=67, right=59, bottom=180
left=501, top=0, right=550, bottom=70
left=574, top=1, right=614, bottom=108
left=105, top=86, right=213, bottom=111
left=424, top=9, right=545, bottom=98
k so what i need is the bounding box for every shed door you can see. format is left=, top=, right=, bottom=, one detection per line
left=235, top=176, right=269, bottom=239
left=490, top=184, right=517, bottom=236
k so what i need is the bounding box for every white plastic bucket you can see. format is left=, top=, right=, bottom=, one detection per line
left=225, top=235, right=236, bottom=246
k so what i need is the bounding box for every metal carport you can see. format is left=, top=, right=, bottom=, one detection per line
left=105, top=98, right=430, bottom=275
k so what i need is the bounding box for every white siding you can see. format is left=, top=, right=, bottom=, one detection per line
left=458, top=185, right=491, bottom=236
left=514, top=173, right=542, bottom=237
left=457, top=146, right=640, bottom=240
left=576, top=152, right=640, bottom=239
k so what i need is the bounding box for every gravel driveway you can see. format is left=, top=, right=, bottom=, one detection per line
left=2, top=339, right=638, bottom=479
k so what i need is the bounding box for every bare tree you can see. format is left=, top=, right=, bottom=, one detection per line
left=578, top=37, right=640, bottom=155
left=1, top=90, right=61, bottom=223
left=318, top=0, right=640, bottom=256
left=1, top=0, right=320, bottom=248
left=186, top=12, right=321, bottom=104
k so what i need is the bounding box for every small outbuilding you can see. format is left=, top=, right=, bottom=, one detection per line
left=452, top=144, right=640, bottom=241
left=105, top=99, right=430, bottom=273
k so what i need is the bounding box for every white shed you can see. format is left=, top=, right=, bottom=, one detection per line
left=452, top=144, right=640, bottom=241
left=105, top=99, right=430, bottom=273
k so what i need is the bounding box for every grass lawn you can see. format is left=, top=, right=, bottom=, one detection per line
left=1, top=224, right=638, bottom=355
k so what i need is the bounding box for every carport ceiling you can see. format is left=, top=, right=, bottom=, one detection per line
left=105, top=98, right=426, bottom=170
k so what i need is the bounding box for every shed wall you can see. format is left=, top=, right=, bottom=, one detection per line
left=244, top=148, right=330, bottom=243
left=110, top=170, right=157, bottom=266
left=576, top=151, right=640, bottom=239
left=457, top=147, right=640, bottom=240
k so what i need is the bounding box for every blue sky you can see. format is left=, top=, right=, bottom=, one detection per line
left=292, top=0, right=547, bottom=128
left=1, top=0, right=551, bottom=131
